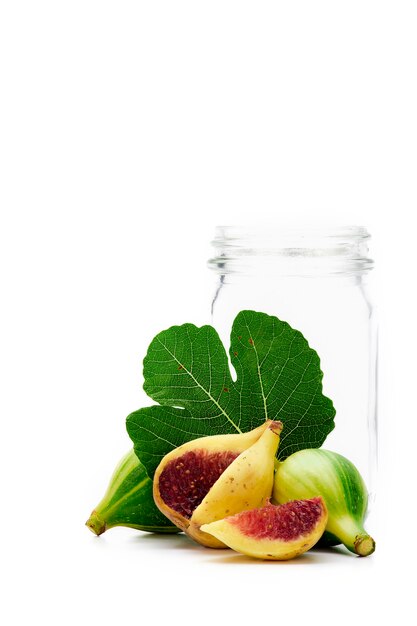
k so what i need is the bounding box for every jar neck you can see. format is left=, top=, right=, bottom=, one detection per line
left=208, top=225, right=374, bottom=278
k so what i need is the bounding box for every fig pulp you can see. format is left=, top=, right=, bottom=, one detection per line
left=153, top=420, right=282, bottom=547
left=86, top=449, right=178, bottom=536
left=273, top=448, right=375, bottom=556
left=201, top=497, right=327, bottom=560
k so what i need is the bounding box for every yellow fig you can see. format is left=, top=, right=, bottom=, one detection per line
left=190, top=421, right=283, bottom=547
left=153, top=421, right=274, bottom=543
left=201, top=497, right=328, bottom=560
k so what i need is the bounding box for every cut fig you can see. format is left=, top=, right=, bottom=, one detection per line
left=153, top=420, right=282, bottom=548
left=200, top=497, right=328, bottom=560
left=157, top=448, right=239, bottom=520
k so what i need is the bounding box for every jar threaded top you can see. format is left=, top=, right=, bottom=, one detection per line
left=208, top=225, right=374, bottom=277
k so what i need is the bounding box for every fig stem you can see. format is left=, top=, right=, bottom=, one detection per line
left=354, top=534, right=376, bottom=557
left=85, top=511, right=106, bottom=536
left=329, top=516, right=375, bottom=556
left=269, top=421, right=283, bottom=435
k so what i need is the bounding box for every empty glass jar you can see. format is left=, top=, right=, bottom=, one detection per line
left=208, top=225, right=378, bottom=511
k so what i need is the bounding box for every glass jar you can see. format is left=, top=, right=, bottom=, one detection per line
left=208, top=225, right=378, bottom=513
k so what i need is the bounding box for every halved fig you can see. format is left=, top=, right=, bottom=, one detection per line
left=153, top=420, right=281, bottom=548
left=200, top=497, right=328, bottom=560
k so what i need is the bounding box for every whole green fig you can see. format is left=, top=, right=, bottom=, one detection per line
left=86, top=449, right=179, bottom=535
left=273, top=448, right=375, bottom=556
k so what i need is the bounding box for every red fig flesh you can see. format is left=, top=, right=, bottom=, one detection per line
left=201, top=497, right=328, bottom=560
left=158, top=449, right=239, bottom=519
left=153, top=421, right=282, bottom=547
left=153, top=421, right=272, bottom=542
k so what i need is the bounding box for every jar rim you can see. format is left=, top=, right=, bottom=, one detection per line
left=208, top=224, right=374, bottom=276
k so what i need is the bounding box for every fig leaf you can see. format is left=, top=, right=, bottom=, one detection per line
left=126, top=310, right=335, bottom=477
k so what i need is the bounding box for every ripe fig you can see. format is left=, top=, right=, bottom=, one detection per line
left=190, top=421, right=283, bottom=546
left=153, top=420, right=282, bottom=548
left=86, top=449, right=178, bottom=536
left=201, top=497, right=327, bottom=560
left=273, top=448, right=375, bottom=556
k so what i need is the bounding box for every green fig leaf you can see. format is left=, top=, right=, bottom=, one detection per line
left=126, top=310, right=335, bottom=477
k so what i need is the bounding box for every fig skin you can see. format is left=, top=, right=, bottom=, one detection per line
left=190, top=421, right=283, bottom=547
left=201, top=497, right=328, bottom=560
left=153, top=420, right=282, bottom=548
left=273, top=448, right=375, bottom=556
left=86, top=449, right=179, bottom=536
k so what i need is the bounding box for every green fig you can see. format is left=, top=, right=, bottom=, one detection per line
left=273, top=449, right=375, bottom=556
left=86, top=449, right=179, bottom=535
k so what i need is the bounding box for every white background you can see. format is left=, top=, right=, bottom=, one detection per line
left=1, top=1, right=416, bottom=624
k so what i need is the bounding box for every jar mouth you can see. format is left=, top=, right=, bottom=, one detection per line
left=208, top=225, right=374, bottom=276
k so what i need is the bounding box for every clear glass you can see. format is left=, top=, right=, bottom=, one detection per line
left=208, top=225, right=378, bottom=511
